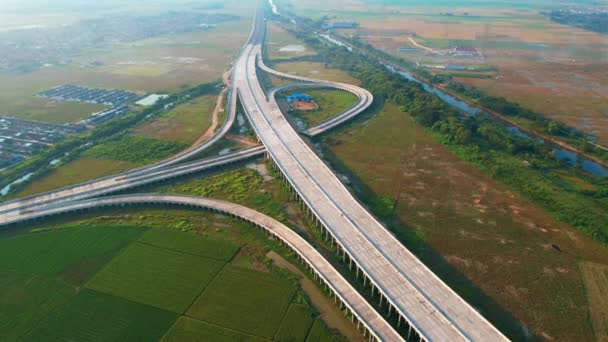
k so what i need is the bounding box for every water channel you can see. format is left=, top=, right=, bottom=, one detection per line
left=384, top=64, right=608, bottom=177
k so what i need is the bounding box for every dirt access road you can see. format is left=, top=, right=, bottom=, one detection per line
left=186, top=69, right=233, bottom=151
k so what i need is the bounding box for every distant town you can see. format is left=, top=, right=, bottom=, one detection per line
left=0, top=12, right=238, bottom=74
left=545, top=5, right=608, bottom=33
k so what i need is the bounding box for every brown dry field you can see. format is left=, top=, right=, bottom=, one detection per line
left=360, top=16, right=607, bottom=44
left=292, top=101, right=318, bottom=111
left=454, top=58, right=608, bottom=143
left=266, top=22, right=360, bottom=86
left=133, top=95, right=216, bottom=145
left=328, top=102, right=608, bottom=340
left=277, top=0, right=537, bottom=19
left=267, top=24, right=317, bottom=61
left=354, top=13, right=608, bottom=143
left=581, top=262, right=608, bottom=342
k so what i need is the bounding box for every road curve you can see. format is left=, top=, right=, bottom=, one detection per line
left=0, top=69, right=369, bottom=218
left=0, top=193, right=403, bottom=342
left=267, top=83, right=369, bottom=136
left=0, top=2, right=509, bottom=340
left=258, top=59, right=374, bottom=136
left=0, top=83, right=238, bottom=215
left=234, top=4, right=509, bottom=341
left=0, top=146, right=265, bottom=217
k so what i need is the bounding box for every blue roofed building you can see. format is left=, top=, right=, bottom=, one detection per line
left=286, top=93, right=314, bottom=103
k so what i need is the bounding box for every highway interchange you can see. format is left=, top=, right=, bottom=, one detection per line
left=0, top=2, right=509, bottom=341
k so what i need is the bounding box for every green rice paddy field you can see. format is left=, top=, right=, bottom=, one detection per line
left=0, top=215, right=340, bottom=341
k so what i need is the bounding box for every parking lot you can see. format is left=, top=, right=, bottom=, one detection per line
left=37, top=85, right=140, bottom=107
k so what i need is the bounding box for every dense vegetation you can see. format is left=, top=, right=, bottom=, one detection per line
left=84, top=135, right=187, bottom=165
left=549, top=10, right=608, bottom=34
left=281, top=23, right=608, bottom=244
left=447, top=83, right=608, bottom=161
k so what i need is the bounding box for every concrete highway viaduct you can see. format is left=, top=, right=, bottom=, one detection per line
left=0, top=2, right=509, bottom=341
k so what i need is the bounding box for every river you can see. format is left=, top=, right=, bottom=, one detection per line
left=384, top=64, right=608, bottom=177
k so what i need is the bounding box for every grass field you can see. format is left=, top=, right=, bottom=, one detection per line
left=306, top=319, right=338, bottom=342
left=1, top=163, right=349, bottom=340
left=581, top=262, right=608, bottom=342
left=317, top=1, right=608, bottom=142
left=12, top=106, right=197, bottom=200
left=275, top=303, right=316, bottom=341
left=14, top=158, right=136, bottom=198
left=0, top=75, right=108, bottom=123
left=284, top=88, right=359, bottom=126
left=0, top=0, right=253, bottom=124
left=24, top=289, right=177, bottom=342
left=0, top=226, right=144, bottom=276
left=0, top=271, right=76, bottom=341
left=267, top=24, right=318, bottom=61
left=109, top=64, right=176, bottom=77
left=133, top=95, right=216, bottom=144
left=162, top=317, right=268, bottom=342
left=0, top=225, right=145, bottom=341
left=325, top=101, right=608, bottom=340
left=87, top=242, right=225, bottom=313
left=273, top=61, right=361, bottom=85
left=138, top=228, right=239, bottom=262
left=83, top=135, right=187, bottom=165
left=187, top=265, right=296, bottom=338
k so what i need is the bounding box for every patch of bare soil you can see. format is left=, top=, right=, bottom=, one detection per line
left=581, top=262, right=608, bottom=342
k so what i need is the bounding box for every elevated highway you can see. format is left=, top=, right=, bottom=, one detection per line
left=0, top=147, right=264, bottom=220
left=0, top=1, right=510, bottom=340
left=0, top=194, right=403, bottom=342
left=232, top=4, right=509, bottom=341
left=0, top=6, right=369, bottom=218
left=0, top=82, right=238, bottom=216
left=258, top=58, right=373, bottom=136
left=0, top=4, right=405, bottom=340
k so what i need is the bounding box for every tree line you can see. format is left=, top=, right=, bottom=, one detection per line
left=283, top=24, right=608, bottom=244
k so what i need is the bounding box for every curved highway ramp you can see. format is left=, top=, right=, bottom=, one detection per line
left=1, top=194, right=403, bottom=342
left=233, top=4, right=509, bottom=341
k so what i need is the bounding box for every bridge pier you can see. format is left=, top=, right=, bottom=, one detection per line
left=260, top=143, right=421, bottom=341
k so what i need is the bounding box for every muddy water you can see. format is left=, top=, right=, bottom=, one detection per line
left=267, top=251, right=361, bottom=340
